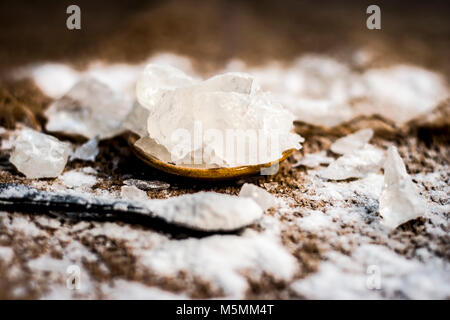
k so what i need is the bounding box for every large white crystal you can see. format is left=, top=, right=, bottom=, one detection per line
left=134, top=65, right=303, bottom=168
left=136, top=64, right=198, bottom=109
left=379, top=146, right=427, bottom=229
left=9, top=128, right=70, bottom=179
left=239, top=183, right=277, bottom=211
left=59, top=169, right=97, bottom=189
left=320, top=144, right=384, bottom=180
left=331, top=129, right=374, bottom=155
left=45, top=78, right=132, bottom=139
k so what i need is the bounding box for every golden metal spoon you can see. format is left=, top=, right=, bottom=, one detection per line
left=128, top=135, right=294, bottom=180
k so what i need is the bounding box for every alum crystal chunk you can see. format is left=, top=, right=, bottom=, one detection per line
left=70, top=137, right=99, bottom=161
left=293, top=151, right=334, bottom=168
left=120, top=185, right=148, bottom=202
left=9, top=128, right=70, bottom=179
left=121, top=102, right=150, bottom=138
left=330, top=129, right=374, bottom=155
left=320, top=144, right=384, bottom=180
left=136, top=64, right=198, bottom=111
left=135, top=65, right=303, bottom=167
left=239, top=183, right=277, bottom=211
left=379, top=146, right=427, bottom=229
left=45, top=78, right=132, bottom=139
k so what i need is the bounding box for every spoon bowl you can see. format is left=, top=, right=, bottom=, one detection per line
left=128, top=135, right=294, bottom=180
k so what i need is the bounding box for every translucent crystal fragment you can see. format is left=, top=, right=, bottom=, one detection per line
left=121, top=102, right=149, bottom=137
left=134, top=65, right=303, bottom=167
left=9, top=128, right=70, bottom=179
left=134, top=136, right=172, bottom=163
left=70, top=137, right=99, bottom=161
left=120, top=185, right=148, bottom=202
left=45, top=78, right=132, bottom=139
left=59, top=170, right=97, bottom=189
left=136, top=64, right=198, bottom=111
left=379, top=146, right=427, bottom=229
left=239, top=183, right=277, bottom=211
left=285, top=97, right=354, bottom=128
left=293, top=151, right=334, bottom=168
left=320, top=144, right=384, bottom=180
left=331, top=129, right=374, bottom=155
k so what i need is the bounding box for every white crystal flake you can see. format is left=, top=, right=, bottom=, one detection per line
left=320, top=144, right=384, bottom=180
left=59, top=170, right=97, bottom=189
left=119, top=189, right=263, bottom=231
left=239, top=183, right=276, bottom=211
left=44, top=78, right=132, bottom=139
left=379, top=146, right=427, bottom=229
left=120, top=185, right=148, bottom=202
left=134, top=65, right=303, bottom=167
left=70, top=136, right=99, bottom=161
left=9, top=128, right=70, bottom=179
left=330, top=129, right=374, bottom=155
left=147, top=192, right=263, bottom=231
left=293, top=151, right=334, bottom=168
left=139, top=233, right=297, bottom=298
left=136, top=64, right=198, bottom=109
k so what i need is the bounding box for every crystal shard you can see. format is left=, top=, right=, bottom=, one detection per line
left=330, top=129, right=374, bottom=155
left=293, top=151, right=334, bottom=168
left=70, top=137, right=99, bottom=161
left=320, top=144, right=384, bottom=180
left=136, top=64, right=198, bottom=111
left=121, top=102, right=149, bottom=138
left=120, top=185, right=148, bottom=202
left=239, top=183, right=276, bottom=211
left=45, top=78, right=132, bottom=139
left=9, top=128, right=70, bottom=179
left=379, top=146, right=427, bottom=229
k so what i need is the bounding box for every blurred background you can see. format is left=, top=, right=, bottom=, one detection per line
left=0, top=0, right=449, bottom=77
